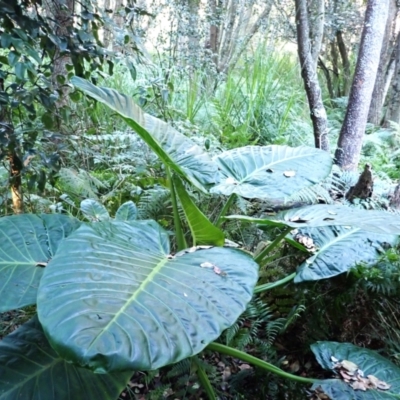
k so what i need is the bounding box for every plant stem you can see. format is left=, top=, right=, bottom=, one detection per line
left=206, top=342, right=319, bottom=384
left=254, top=272, right=296, bottom=294
left=254, top=227, right=293, bottom=264
left=192, top=356, right=217, bottom=400
left=215, top=193, right=236, bottom=227
left=167, top=168, right=187, bottom=251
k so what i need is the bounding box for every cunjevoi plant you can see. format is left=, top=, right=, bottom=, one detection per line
left=1, top=79, right=400, bottom=399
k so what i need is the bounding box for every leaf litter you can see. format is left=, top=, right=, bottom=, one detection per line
left=331, top=356, right=391, bottom=391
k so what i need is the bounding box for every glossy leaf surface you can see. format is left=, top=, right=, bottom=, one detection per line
left=0, top=214, right=80, bottom=312
left=71, top=77, right=218, bottom=191
left=294, top=226, right=397, bottom=282
left=236, top=204, right=400, bottom=235
left=37, top=220, right=258, bottom=372
left=115, top=201, right=137, bottom=221
left=0, top=316, right=131, bottom=400
left=311, top=341, right=400, bottom=399
left=81, top=199, right=110, bottom=221
left=173, top=175, right=224, bottom=246
left=210, top=145, right=332, bottom=200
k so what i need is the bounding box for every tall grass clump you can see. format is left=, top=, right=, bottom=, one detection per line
left=199, top=45, right=313, bottom=148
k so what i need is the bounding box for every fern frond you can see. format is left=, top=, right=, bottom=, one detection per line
left=137, top=186, right=171, bottom=220
left=56, top=168, right=105, bottom=199
left=166, top=358, right=191, bottom=378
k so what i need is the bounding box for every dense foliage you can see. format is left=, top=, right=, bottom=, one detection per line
left=2, top=1, right=400, bottom=400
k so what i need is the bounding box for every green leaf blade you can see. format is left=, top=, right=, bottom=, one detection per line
left=81, top=199, right=110, bottom=221
left=311, top=341, right=400, bottom=399
left=71, top=77, right=218, bottom=192
left=37, top=220, right=258, bottom=372
left=211, top=145, right=332, bottom=200
left=0, top=316, right=131, bottom=400
left=0, top=214, right=80, bottom=312
left=173, top=175, right=224, bottom=246
left=294, top=226, right=398, bottom=282
left=115, top=201, right=137, bottom=221
left=258, top=204, right=400, bottom=235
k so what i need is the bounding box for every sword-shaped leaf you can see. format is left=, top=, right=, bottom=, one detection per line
left=71, top=77, right=218, bottom=192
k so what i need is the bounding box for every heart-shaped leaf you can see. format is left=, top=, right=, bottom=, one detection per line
left=115, top=201, right=137, bottom=221
left=311, top=341, right=400, bottom=399
left=0, top=214, right=80, bottom=312
left=236, top=205, right=400, bottom=235
left=71, top=77, right=218, bottom=192
left=210, top=145, right=332, bottom=200
left=37, top=220, right=258, bottom=372
left=294, top=226, right=398, bottom=282
left=81, top=199, right=110, bottom=221
left=0, top=316, right=131, bottom=400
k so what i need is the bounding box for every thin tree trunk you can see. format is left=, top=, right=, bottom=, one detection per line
left=319, top=57, right=335, bottom=100
left=9, top=152, right=23, bottom=214
left=217, top=0, right=237, bottom=71
left=45, top=0, right=75, bottom=108
left=385, top=32, right=400, bottom=124
left=367, top=0, right=396, bottom=125
left=220, top=2, right=272, bottom=74
left=330, top=40, right=341, bottom=97
left=383, top=56, right=395, bottom=107
left=336, top=31, right=351, bottom=96
left=309, top=0, right=325, bottom=69
left=208, top=0, right=220, bottom=66
left=335, top=0, right=390, bottom=171
left=295, top=0, right=329, bottom=151
left=103, top=0, right=112, bottom=48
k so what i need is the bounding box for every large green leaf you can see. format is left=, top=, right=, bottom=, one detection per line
left=232, top=205, right=400, bottom=235
left=0, top=316, right=131, bottom=400
left=294, top=226, right=398, bottom=282
left=81, top=199, right=110, bottom=221
left=115, top=201, right=137, bottom=221
left=173, top=175, right=224, bottom=246
left=210, top=145, right=332, bottom=200
left=71, top=77, right=218, bottom=192
left=37, top=220, right=258, bottom=372
left=311, top=341, right=400, bottom=399
left=0, top=214, right=80, bottom=312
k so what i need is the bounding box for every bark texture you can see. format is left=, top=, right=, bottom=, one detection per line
left=336, top=31, right=351, bottom=96
left=309, top=0, right=325, bottom=69
left=345, top=163, right=374, bottom=202
left=295, top=0, right=329, bottom=151
left=334, top=0, right=390, bottom=171
left=367, top=0, right=396, bottom=125
left=45, top=0, right=74, bottom=108
left=385, top=32, right=400, bottom=125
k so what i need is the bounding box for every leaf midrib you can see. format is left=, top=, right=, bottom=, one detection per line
left=220, top=148, right=321, bottom=185
left=85, top=255, right=169, bottom=353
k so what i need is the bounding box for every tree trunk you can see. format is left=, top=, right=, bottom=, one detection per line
left=367, top=0, right=396, bottom=125
left=309, top=0, right=325, bottom=69
left=9, top=151, right=23, bottom=214
left=334, top=0, right=389, bottom=171
left=295, top=0, right=329, bottom=151
left=330, top=40, right=341, bottom=97
left=207, top=0, right=220, bottom=66
left=336, top=31, right=351, bottom=96
left=385, top=32, right=400, bottom=125
left=221, top=2, right=272, bottom=74
left=103, top=0, right=112, bottom=48
left=45, top=0, right=75, bottom=108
